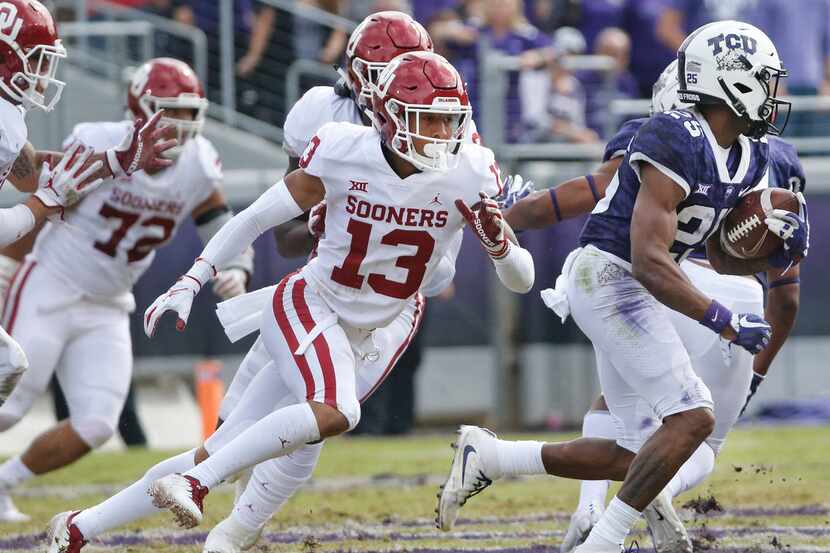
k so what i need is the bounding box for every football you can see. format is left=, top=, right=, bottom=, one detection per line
left=720, top=188, right=800, bottom=259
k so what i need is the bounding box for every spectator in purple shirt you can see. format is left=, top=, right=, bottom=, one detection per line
left=746, top=0, right=830, bottom=136
left=656, top=0, right=750, bottom=52
left=576, top=0, right=627, bottom=52
left=577, top=27, right=640, bottom=136
left=622, top=0, right=675, bottom=97
left=432, top=0, right=555, bottom=142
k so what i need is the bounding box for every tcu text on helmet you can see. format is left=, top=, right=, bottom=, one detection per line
left=707, top=33, right=757, bottom=56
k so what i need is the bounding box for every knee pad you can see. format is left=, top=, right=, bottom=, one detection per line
left=71, top=416, right=117, bottom=448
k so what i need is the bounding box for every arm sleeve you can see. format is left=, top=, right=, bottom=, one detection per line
left=0, top=204, right=35, bottom=249
left=627, top=113, right=696, bottom=199
left=492, top=243, right=535, bottom=293
left=199, top=179, right=303, bottom=271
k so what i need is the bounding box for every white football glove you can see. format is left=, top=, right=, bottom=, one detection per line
left=212, top=268, right=248, bottom=300
left=0, top=324, right=27, bottom=407
left=144, top=258, right=215, bottom=337
left=34, top=142, right=104, bottom=218
left=307, top=201, right=326, bottom=239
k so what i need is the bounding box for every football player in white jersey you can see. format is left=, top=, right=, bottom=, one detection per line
left=47, top=50, right=534, bottom=552
left=496, top=61, right=802, bottom=553
left=0, top=57, right=253, bottom=523
left=0, top=0, right=178, bottom=422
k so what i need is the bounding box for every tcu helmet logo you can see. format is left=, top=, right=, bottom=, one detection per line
left=707, top=33, right=757, bottom=56
left=0, top=2, right=23, bottom=43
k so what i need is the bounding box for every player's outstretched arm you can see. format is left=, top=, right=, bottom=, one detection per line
left=504, top=158, right=621, bottom=231
left=632, top=163, right=771, bottom=355
left=144, top=169, right=324, bottom=336
left=191, top=189, right=255, bottom=300
left=456, top=192, right=534, bottom=293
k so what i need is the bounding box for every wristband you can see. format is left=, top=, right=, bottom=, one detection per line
left=768, top=276, right=800, bottom=289
left=699, top=300, right=732, bottom=333
left=585, top=174, right=601, bottom=203
left=548, top=188, right=562, bottom=222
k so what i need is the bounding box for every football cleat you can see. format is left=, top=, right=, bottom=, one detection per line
left=203, top=513, right=263, bottom=553
left=46, top=511, right=85, bottom=553
left=0, top=492, right=30, bottom=522
left=643, top=488, right=692, bottom=553
left=436, top=425, right=501, bottom=531
left=148, top=474, right=209, bottom=529
left=560, top=502, right=604, bottom=553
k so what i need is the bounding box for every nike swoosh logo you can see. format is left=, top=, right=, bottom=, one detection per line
left=461, top=445, right=476, bottom=487
left=711, top=310, right=719, bottom=322
left=654, top=508, right=665, bottom=521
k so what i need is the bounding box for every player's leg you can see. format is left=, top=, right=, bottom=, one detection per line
left=206, top=294, right=426, bottom=550
left=0, top=260, right=69, bottom=522
left=218, top=335, right=271, bottom=426
left=560, top=394, right=616, bottom=553
left=50, top=347, right=294, bottom=550
left=568, top=250, right=713, bottom=553
left=150, top=274, right=360, bottom=528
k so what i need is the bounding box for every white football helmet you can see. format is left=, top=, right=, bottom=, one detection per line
left=651, top=60, right=680, bottom=114
left=677, top=20, right=789, bottom=138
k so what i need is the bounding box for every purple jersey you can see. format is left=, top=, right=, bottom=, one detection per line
left=580, top=109, right=769, bottom=265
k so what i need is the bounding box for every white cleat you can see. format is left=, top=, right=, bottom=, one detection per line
left=0, top=492, right=30, bottom=523
left=643, top=488, right=693, bottom=553
left=46, top=510, right=86, bottom=553
left=435, top=425, right=501, bottom=532
left=203, top=514, right=263, bottom=553
left=560, top=502, right=604, bottom=553
left=148, top=474, right=209, bottom=529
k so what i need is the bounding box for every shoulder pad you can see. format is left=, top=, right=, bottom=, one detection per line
left=459, top=143, right=501, bottom=197
left=0, top=99, right=26, bottom=167
left=603, top=118, right=647, bottom=162
left=65, top=121, right=133, bottom=152
left=192, top=135, right=223, bottom=182
left=283, top=86, right=341, bottom=157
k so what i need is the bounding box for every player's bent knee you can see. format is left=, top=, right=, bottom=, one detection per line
left=72, top=416, right=117, bottom=448
left=682, top=407, right=716, bottom=442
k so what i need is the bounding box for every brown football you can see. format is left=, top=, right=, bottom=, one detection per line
left=720, top=188, right=800, bottom=260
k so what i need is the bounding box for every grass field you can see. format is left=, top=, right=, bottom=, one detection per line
left=1, top=425, right=828, bottom=552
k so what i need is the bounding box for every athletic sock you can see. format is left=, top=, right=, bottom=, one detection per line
left=583, top=495, right=641, bottom=548
left=577, top=410, right=617, bottom=511
left=666, top=442, right=716, bottom=498
left=234, top=441, right=324, bottom=530
left=0, top=456, right=34, bottom=492
left=73, top=448, right=197, bottom=539
left=493, top=439, right=546, bottom=477
left=186, top=402, right=320, bottom=489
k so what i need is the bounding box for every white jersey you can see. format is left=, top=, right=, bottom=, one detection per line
left=299, top=122, right=501, bottom=329
left=283, top=85, right=482, bottom=159
left=0, top=98, right=27, bottom=185
left=33, top=121, right=221, bottom=299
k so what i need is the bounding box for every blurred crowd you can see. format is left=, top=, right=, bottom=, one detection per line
left=96, top=0, right=830, bottom=141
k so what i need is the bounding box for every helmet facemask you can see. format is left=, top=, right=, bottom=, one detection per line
left=138, top=92, right=208, bottom=158
left=384, top=97, right=471, bottom=172
left=3, top=40, right=66, bottom=112
left=717, top=58, right=790, bottom=139
left=351, top=56, right=387, bottom=111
